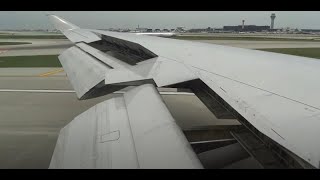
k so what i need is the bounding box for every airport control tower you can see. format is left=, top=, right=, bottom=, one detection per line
left=242, top=20, right=245, bottom=30
left=270, top=13, right=276, bottom=29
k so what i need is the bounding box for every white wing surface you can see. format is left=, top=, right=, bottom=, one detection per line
left=50, top=84, right=203, bottom=169
left=48, top=15, right=320, bottom=168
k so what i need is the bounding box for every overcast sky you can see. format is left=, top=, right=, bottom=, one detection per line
left=1, top=11, right=320, bottom=30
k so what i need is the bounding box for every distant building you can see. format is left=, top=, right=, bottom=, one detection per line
left=213, top=28, right=224, bottom=31
left=187, top=28, right=203, bottom=33
left=175, top=27, right=186, bottom=33
left=204, top=27, right=214, bottom=33
left=301, top=29, right=320, bottom=33
left=136, top=28, right=148, bottom=32
left=223, top=25, right=270, bottom=32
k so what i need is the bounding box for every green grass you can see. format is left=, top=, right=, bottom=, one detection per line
left=0, top=55, right=61, bottom=67
left=0, top=35, right=66, bottom=39
left=257, top=48, right=320, bottom=59
left=0, top=48, right=318, bottom=68
left=171, top=36, right=320, bottom=41
left=0, top=42, right=31, bottom=45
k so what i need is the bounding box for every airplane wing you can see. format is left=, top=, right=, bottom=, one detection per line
left=48, top=15, right=320, bottom=169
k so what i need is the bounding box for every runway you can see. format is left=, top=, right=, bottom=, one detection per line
left=1, top=37, right=320, bottom=57
left=181, top=33, right=320, bottom=40
left=0, top=40, right=72, bottom=56
left=193, top=40, right=320, bottom=49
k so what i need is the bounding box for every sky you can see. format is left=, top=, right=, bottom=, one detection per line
left=0, top=11, right=320, bottom=30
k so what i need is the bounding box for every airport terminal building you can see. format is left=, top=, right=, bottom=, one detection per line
left=223, top=25, right=270, bottom=32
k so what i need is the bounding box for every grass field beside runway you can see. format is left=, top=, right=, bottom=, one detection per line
left=0, top=55, right=61, bottom=67
left=0, top=35, right=66, bottom=39
left=0, top=42, right=32, bottom=45
left=172, top=36, right=320, bottom=41
left=0, top=48, right=319, bottom=68
left=257, top=48, right=320, bottom=59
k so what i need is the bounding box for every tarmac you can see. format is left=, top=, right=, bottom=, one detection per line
left=181, top=32, right=320, bottom=39
left=193, top=40, right=320, bottom=49
left=0, top=40, right=72, bottom=56
left=1, top=38, right=320, bottom=57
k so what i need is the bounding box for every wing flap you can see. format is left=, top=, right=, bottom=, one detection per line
left=58, top=46, right=110, bottom=99
left=49, top=95, right=138, bottom=168
left=104, top=57, right=198, bottom=87
left=198, top=70, right=320, bottom=168
left=50, top=84, right=203, bottom=169
left=76, top=42, right=128, bottom=69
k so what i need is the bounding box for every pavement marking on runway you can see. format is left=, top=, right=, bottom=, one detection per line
left=0, top=89, right=75, bottom=93
left=0, top=50, right=8, bottom=54
left=0, top=89, right=195, bottom=95
left=0, top=75, right=47, bottom=77
left=38, top=69, right=64, bottom=77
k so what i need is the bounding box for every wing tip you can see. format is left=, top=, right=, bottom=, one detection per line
left=47, top=15, right=79, bottom=32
